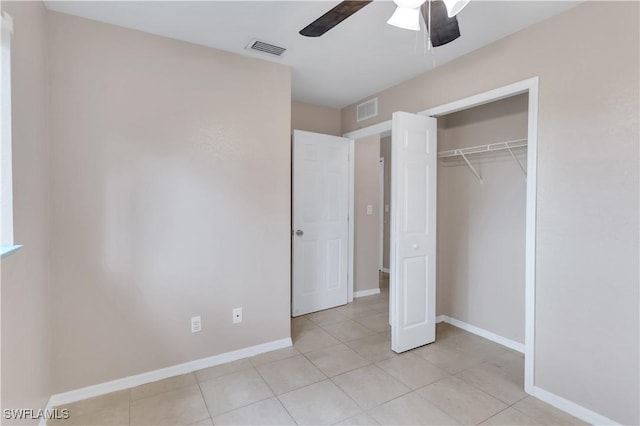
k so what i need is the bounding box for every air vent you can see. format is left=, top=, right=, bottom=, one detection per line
left=357, top=98, right=378, bottom=122
left=246, top=39, right=287, bottom=57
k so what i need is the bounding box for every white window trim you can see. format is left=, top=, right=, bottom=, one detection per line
left=1, top=12, right=21, bottom=259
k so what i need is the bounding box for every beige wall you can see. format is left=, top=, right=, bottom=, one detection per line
left=437, top=94, right=528, bottom=343
left=342, top=2, right=639, bottom=424
left=379, top=136, right=391, bottom=270
left=1, top=0, right=51, bottom=420
left=354, top=134, right=380, bottom=293
left=47, top=11, right=291, bottom=393
left=291, top=101, right=341, bottom=136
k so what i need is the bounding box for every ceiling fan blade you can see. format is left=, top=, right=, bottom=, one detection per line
left=421, top=0, right=460, bottom=47
left=300, top=1, right=373, bottom=37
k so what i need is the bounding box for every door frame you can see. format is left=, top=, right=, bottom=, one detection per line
left=378, top=157, right=385, bottom=271
left=343, top=77, right=539, bottom=395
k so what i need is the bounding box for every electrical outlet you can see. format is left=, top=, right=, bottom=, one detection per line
left=233, top=307, right=242, bottom=324
left=366, top=205, right=373, bottom=215
left=191, top=316, right=202, bottom=333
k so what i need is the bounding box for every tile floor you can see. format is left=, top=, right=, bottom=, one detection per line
left=50, top=276, right=586, bottom=425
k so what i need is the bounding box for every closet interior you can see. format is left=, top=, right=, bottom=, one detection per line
left=436, top=93, right=529, bottom=346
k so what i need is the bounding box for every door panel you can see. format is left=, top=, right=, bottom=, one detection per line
left=325, top=238, right=341, bottom=289
left=403, top=164, right=429, bottom=233
left=390, top=112, right=437, bottom=353
left=403, top=256, right=428, bottom=326
left=293, top=130, right=350, bottom=317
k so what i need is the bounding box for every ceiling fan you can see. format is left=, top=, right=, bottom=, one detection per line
left=299, top=0, right=470, bottom=47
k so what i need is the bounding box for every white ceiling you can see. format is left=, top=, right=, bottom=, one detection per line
left=44, top=1, right=580, bottom=108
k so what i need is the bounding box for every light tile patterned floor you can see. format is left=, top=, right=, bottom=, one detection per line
left=50, top=278, right=587, bottom=425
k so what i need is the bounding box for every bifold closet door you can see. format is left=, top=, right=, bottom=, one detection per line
left=390, top=112, right=437, bottom=353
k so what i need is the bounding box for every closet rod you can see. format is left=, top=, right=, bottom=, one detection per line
left=437, top=138, right=527, bottom=159
left=437, top=138, right=528, bottom=182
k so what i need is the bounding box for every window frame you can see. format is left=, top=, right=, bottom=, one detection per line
left=1, top=12, right=21, bottom=258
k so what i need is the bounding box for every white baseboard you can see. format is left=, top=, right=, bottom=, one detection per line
left=354, top=288, right=381, bottom=298
left=435, top=316, right=618, bottom=425
left=436, top=315, right=525, bottom=353
left=533, top=386, right=619, bottom=425
left=45, top=337, right=292, bottom=410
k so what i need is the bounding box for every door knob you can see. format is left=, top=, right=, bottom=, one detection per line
left=295, top=230, right=304, bottom=236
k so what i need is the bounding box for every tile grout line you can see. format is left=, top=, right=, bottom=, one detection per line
left=412, top=364, right=510, bottom=425
left=270, top=392, right=300, bottom=426
left=317, top=319, right=379, bottom=343
left=450, top=361, right=527, bottom=407
left=325, top=375, right=373, bottom=425
left=475, top=404, right=513, bottom=425
left=194, top=359, right=254, bottom=384
left=196, top=364, right=275, bottom=421
left=301, top=343, right=374, bottom=379
left=129, top=374, right=198, bottom=405
left=409, top=340, right=529, bottom=414
left=509, top=398, right=586, bottom=425
left=248, top=348, right=301, bottom=369
left=274, top=378, right=347, bottom=426
left=193, top=376, right=214, bottom=426
left=327, top=363, right=413, bottom=415
left=226, top=369, right=277, bottom=418
left=253, top=355, right=319, bottom=426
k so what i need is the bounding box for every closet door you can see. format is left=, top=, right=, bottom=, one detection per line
left=390, top=112, right=437, bottom=352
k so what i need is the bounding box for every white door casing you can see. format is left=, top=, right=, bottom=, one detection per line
left=292, top=130, right=351, bottom=317
left=390, top=112, right=437, bottom=353
left=379, top=157, right=385, bottom=271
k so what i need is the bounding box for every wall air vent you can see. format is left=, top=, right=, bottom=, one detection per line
left=357, top=98, right=378, bottom=122
left=246, top=39, right=287, bottom=57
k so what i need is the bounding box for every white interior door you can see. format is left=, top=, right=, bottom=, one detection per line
left=390, top=112, right=437, bottom=352
left=292, top=130, right=350, bottom=317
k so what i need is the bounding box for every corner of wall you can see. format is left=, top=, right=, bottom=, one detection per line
left=1, top=0, right=53, bottom=415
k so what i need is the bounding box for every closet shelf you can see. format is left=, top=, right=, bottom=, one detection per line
left=437, top=138, right=528, bottom=183
left=437, top=139, right=527, bottom=158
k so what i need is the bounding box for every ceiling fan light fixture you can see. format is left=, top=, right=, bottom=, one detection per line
left=442, top=0, right=470, bottom=17
left=387, top=5, right=422, bottom=31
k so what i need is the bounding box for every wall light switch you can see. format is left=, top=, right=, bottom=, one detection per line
left=366, top=205, right=373, bottom=215
left=191, top=316, right=202, bottom=333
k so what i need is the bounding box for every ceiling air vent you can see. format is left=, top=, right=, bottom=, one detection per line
left=246, top=39, right=287, bottom=57
left=357, top=98, right=378, bottom=122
